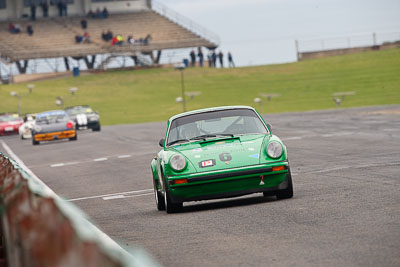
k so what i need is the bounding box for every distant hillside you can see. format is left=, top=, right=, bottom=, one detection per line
left=1, top=47, right=399, bottom=125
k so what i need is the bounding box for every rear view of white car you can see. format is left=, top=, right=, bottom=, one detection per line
left=18, top=114, right=36, bottom=139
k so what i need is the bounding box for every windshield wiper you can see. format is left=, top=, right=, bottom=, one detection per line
left=190, top=133, right=235, bottom=141
left=167, top=139, right=190, bottom=146
left=190, top=134, right=217, bottom=140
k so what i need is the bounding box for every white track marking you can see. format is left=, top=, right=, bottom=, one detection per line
left=102, top=193, right=153, bottom=201
left=68, top=189, right=153, bottom=202
left=1, top=140, right=58, bottom=198
left=103, top=195, right=126, bottom=200
left=118, top=155, right=132, bottom=159
left=94, top=157, right=108, bottom=162
left=51, top=163, right=65, bottom=167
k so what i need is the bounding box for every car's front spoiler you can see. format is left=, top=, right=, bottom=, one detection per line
left=166, top=162, right=290, bottom=203
left=167, top=161, right=288, bottom=186
left=168, top=171, right=290, bottom=203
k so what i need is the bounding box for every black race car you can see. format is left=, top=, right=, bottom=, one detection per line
left=65, top=105, right=101, bottom=131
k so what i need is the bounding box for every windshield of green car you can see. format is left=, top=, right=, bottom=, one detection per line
left=66, top=106, right=93, bottom=115
left=167, top=109, right=268, bottom=146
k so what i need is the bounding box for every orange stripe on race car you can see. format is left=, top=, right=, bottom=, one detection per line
left=34, top=130, right=76, bottom=141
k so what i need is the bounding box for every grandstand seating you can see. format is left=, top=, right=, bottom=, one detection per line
left=0, top=11, right=216, bottom=62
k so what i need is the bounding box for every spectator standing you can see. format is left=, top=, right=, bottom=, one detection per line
left=63, top=0, right=68, bottom=16
left=27, top=25, right=34, bottom=36
left=57, top=1, right=63, bottom=16
left=87, top=9, right=95, bottom=18
left=197, top=48, right=204, bottom=67
left=95, top=8, right=101, bottom=18
left=30, top=3, right=36, bottom=21
left=207, top=51, right=212, bottom=67
left=212, top=51, right=217, bottom=67
left=218, top=51, right=224, bottom=68
left=190, top=50, right=196, bottom=67
left=40, top=0, right=49, bottom=17
left=228, top=52, right=235, bottom=67
left=81, top=19, right=87, bottom=29
left=102, top=7, right=109, bottom=18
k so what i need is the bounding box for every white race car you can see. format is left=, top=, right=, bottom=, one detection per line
left=18, top=114, right=37, bottom=139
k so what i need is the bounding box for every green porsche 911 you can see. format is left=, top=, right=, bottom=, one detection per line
left=151, top=106, right=293, bottom=213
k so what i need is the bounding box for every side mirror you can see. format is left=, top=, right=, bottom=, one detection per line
left=159, top=138, right=165, bottom=147
left=267, top=123, right=272, bottom=131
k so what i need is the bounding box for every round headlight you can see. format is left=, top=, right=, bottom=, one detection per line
left=170, top=154, right=186, bottom=172
left=267, top=141, right=283, bottom=158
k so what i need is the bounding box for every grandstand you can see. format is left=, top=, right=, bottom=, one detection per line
left=0, top=0, right=219, bottom=80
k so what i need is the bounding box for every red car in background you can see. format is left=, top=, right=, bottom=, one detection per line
left=0, top=113, right=24, bottom=136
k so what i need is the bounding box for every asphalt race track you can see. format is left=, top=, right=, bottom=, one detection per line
left=1, top=105, right=399, bottom=267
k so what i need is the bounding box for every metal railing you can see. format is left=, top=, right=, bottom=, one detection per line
left=152, top=0, right=220, bottom=47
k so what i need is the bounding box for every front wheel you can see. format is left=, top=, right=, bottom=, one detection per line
left=164, top=188, right=182, bottom=214
left=153, top=180, right=165, bottom=211
left=276, top=169, right=294, bottom=200
left=92, top=123, right=101, bottom=132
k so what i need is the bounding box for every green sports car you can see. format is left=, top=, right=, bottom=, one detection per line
left=151, top=106, right=293, bottom=213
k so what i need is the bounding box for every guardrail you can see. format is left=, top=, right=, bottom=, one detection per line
left=152, top=1, right=220, bottom=48
left=0, top=152, right=159, bottom=267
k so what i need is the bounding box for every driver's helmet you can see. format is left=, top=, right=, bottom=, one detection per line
left=182, top=123, right=200, bottom=139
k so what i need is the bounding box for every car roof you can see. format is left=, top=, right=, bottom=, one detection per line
left=65, top=105, right=90, bottom=110
left=168, top=105, right=257, bottom=122
left=37, top=110, right=66, bottom=117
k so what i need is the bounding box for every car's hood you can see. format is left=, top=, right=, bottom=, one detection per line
left=170, top=134, right=269, bottom=173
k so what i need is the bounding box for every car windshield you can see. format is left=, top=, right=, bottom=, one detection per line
left=0, top=114, right=20, bottom=122
left=66, top=106, right=94, bottom=115
left=167, top=109, right=268, bottom=146
left=36, top=112, right=68, bottom=125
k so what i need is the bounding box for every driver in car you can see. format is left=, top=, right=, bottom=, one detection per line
left=181, top=123, right=200, bottom=140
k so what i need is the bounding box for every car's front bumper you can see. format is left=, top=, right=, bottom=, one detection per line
left=33, top=130, right=76, bottom=141
left=76, top=121, right=99, bottom=130
left=167, top=162, right=289, bottom=203
left=0, top=126, right=20, bottom=136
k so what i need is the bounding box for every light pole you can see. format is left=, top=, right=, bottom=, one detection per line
left=174, top=63, right=186, bottom=112
left=253, top=97, right=264, bottom=114
left=56, top=87, right=79, bottom=108
left=9, top=84, right=34, bottom=116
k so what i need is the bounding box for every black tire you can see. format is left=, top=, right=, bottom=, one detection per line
left=153, top=180, right=165, bottom=211
left=164, top=187, right=183, bottom=213
left=69, top=132, right=78, bottom=141
left=92, top=123, right=101, bottom=132
left=276, top=169, right=294, bottom=200
left=32, top=137, right=39, bottom=145
left=20, top=134, right=24, bottom=140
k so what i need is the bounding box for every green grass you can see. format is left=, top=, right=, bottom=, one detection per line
left=1, top=48, right=399, bottom=125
